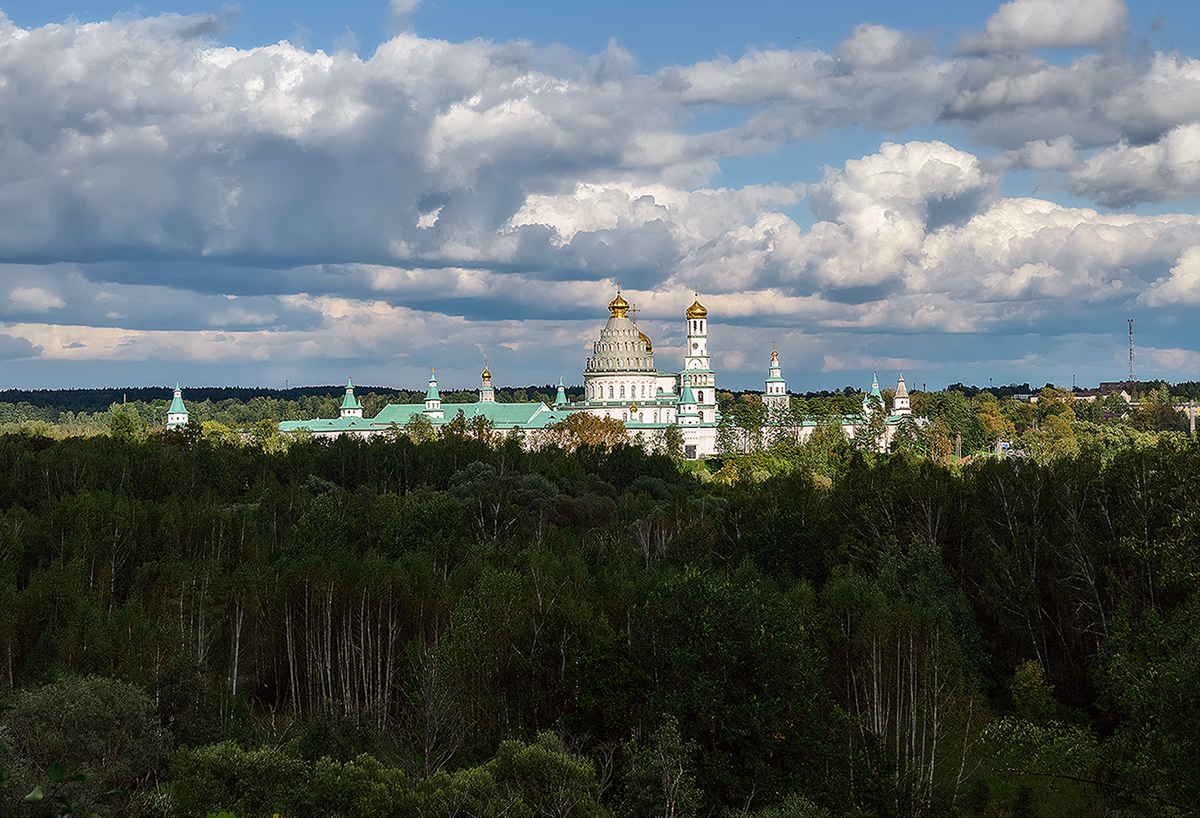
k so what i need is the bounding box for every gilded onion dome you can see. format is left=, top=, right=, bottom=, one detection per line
left=686, top=297, right=707, bottom=319
left=609, top=290, right=630, bottom=317
left=639, top=330, right=652, bottom=353
left=771, top=348, right=779, bottom=363
left=481, top=362, right=491, bottom=382
left=629, top=402, right=638, bottom=414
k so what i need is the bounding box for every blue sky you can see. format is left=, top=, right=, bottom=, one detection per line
left=2, top=0, right=1200, bottom=393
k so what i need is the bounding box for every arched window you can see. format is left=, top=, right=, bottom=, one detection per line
left=641, top=384, right=646, bottom=398
left=697, top=391, right=704, bottom=403
left=622, top=412, right=628, bottom=421
left=620, top=384, right=626, bottom=398
left=608, top=385, right=613, bottom=399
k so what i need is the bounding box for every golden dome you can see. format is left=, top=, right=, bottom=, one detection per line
left=609, top=290, right=630, bottom=317
left=629, top=402, right=638, bottom=413
left=639, top=330, right=652, bottom=353
left=481, top=366, right=491, bottom=382
left=771, top=348, right=778, bottom=362
left=686, top=297, right=707, bottom=319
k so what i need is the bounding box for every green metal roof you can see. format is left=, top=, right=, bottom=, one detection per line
left=340, top=379, right=362, bottom=410
left=167, top=383, right=187, bottom=416
left=375, top=401, right=565, bottom=429
left=279, top=416, right=376, bottom=434
left=862, top=373, right=883, bottom=410
left=280, top=399, right=576, bottom=436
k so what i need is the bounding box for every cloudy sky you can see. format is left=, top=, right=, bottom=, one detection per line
left=2, top=0, right=1200, bottom=393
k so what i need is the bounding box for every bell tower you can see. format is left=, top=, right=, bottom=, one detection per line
left=764, top=346, right=788, bottom=411
left=682, top=291, right=715, bottom=422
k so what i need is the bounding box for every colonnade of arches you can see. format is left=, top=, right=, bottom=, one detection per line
left=604, top=409, right=667, bottom=423
left=586, top=357, right=653, bottom=371
left=586, top=380, right=660, bottom=400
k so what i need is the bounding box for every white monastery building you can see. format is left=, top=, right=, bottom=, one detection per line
left=276, top=290, right=921, bottom=458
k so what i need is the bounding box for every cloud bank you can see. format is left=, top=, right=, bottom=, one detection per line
left=0, top=2, right=1199, bottom=389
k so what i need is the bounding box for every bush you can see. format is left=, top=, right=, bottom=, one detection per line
left=169, top=743, right=418, bottom=818
left=0, top=675, right=169, bottom=817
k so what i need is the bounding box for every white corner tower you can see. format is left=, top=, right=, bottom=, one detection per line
left=424, top=368, right=444, bottom=419
left=894, top=373, right=911, bottom=416
left=166, top=382, right=189, bottom=427
left=340, top=379, right=364, bottom=418
left=862, top=372, right=884, bottom=416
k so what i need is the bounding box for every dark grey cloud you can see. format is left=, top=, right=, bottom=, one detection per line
left=0, top=333, right=42, bottom=360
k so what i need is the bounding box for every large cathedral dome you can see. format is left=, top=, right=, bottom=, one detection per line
left=586, top=289, right=655, bottom=374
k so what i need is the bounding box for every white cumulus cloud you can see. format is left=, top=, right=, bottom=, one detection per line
left=1139, top=246, right=1200, bottom=306
left=959, top=0, right=1129, bottom=53
left=1069, top=124, right=1200, bottom=206
left=8, top=287, right=65, bottom=313
left=835, top=24, right=931, bottom=71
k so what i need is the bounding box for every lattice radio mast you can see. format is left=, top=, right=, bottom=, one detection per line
left=1128, top=318, right=1136, bottom=387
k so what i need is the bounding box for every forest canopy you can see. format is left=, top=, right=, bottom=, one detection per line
left=0, top=413, right=1196, bottom=817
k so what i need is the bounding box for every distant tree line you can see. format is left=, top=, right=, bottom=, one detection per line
left=1, top=380, right=1195, bottom=448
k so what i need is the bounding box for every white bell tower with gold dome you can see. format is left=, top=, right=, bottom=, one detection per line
left=681, top=292, right=716, bottom=423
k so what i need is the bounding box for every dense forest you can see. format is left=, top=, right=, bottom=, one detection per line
left=0, top=399, right=1197, bottom=817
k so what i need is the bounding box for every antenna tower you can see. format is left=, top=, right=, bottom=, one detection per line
left=1128, top=318, right=1136, bottom=387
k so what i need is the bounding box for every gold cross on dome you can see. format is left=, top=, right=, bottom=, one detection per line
left=629, top=304, right=641, bottom=323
